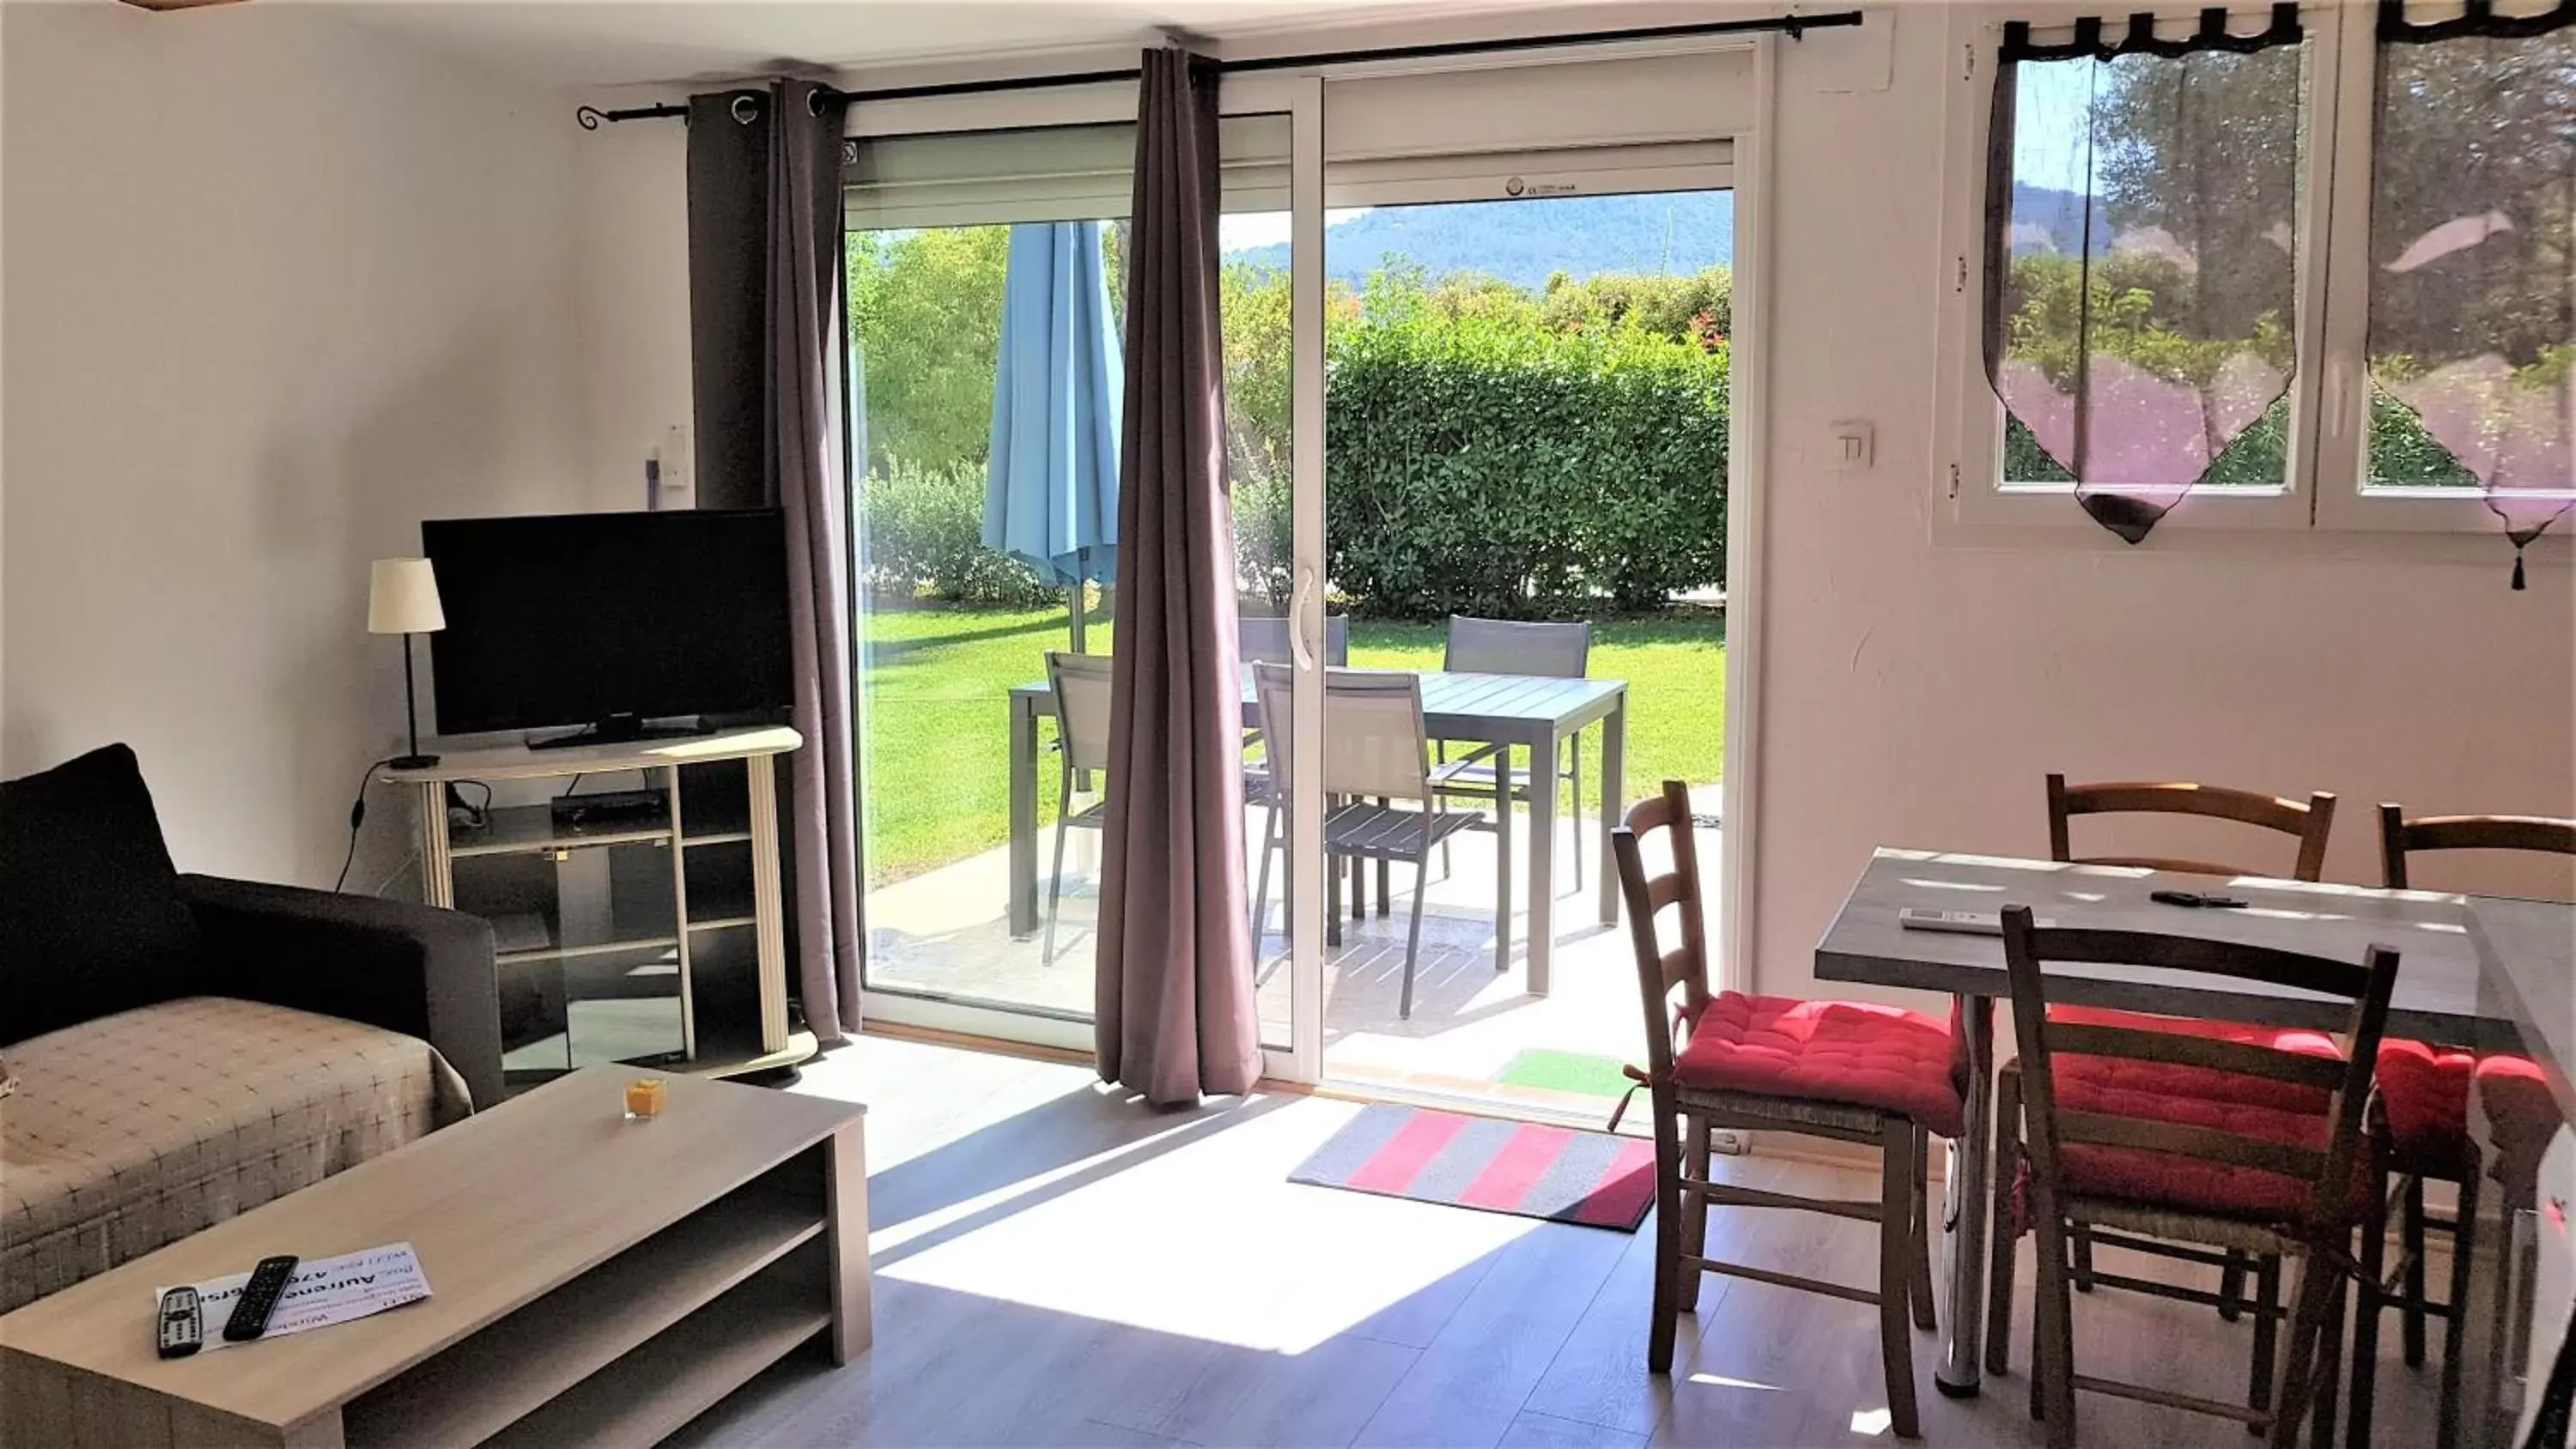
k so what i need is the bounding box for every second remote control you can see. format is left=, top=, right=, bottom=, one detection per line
left=222, top=1255, right=299, bottom=1342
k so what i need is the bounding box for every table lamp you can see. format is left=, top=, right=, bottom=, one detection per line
left=368, top=558, right=445, bottom=770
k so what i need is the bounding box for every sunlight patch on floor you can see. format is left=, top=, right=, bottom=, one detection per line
left=868, top=1086, right=1544, bottom=1355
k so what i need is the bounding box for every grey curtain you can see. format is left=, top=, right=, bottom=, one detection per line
left=1096, top=48, right=1262, bottom=1104
left=687, top=80, right=865, bottom=1045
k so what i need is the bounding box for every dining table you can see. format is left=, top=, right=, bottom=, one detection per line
left=1812, top=846, right=2557, bottom=1416
left=1005, top=667, right=1629, bottom=992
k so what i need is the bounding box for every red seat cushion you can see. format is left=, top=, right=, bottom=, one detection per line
left=2050, top=1006, right=2339, bottom=1113
left=2018, top=1007, right=2366, bottom=1226
left=2377, top=1038, right=2477, bottom=1179
left=1674, top=992, right=1965, bottom=1139
left=2479, top=1056, right=2563, bottom=1203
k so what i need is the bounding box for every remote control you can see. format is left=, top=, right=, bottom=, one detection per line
left=2151, top=888, right=2249, bottom=910
left=222, top=1255, right=299, bottom=1343
left=1897, top=906, right=2055, bottom=936
left=156, top=1286, right=203, bottom=1359
left=1898, top=906, right=2002, bottom=935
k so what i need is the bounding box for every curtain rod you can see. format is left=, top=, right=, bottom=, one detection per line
left=575, top=9, right=1865, bottom=127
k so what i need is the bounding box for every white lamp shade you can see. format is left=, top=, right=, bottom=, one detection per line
left=368, top=558, right=447, bottom=635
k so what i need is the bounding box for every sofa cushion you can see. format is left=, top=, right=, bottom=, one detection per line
left=0, top=997, right=468, bottom=1312
left=0, top=744, right=203, bottom=1045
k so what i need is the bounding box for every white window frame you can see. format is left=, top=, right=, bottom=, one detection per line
left=838, top=39, right=1778, bottom=1072
left=1936, top=1, right=2574, bottom=541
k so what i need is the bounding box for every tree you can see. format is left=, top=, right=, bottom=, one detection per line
left=847, top=227, right=1012, bottom=475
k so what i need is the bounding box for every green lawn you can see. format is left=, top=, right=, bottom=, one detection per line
left=857, top=604, right=1725, bottom=885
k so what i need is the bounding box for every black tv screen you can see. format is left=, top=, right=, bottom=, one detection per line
left=422, top=510, right=793, bottom=736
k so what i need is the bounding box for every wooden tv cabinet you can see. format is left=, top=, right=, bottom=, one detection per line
left=386, top=726, right=816, bottom=1083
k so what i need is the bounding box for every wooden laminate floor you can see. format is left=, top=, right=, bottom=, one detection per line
left=667, top=1036, right=2441, bottom=1448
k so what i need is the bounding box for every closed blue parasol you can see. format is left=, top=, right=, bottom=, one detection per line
left=984, top=221, right=1123, bottom=648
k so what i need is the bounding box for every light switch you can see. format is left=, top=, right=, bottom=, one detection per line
left=1826, top=420, right=1875, bottom=473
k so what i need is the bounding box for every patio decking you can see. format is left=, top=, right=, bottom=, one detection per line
left=865, top=787, right=1722, bottom=1115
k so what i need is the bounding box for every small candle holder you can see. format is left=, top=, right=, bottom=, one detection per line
left=624, top=1077, right=666, bottom=1121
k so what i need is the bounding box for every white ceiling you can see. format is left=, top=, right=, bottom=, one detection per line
left=319, top=0, right=1614, bottom=89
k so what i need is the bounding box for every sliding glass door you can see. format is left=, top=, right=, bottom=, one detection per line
left=844, top=92, right=1329, bottom=1076
left=1294, top=60, right=1740, bottom=1113
left=842, top=52, right=1746, bottom=1102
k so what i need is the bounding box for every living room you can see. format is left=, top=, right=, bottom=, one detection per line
left=5, top=2, right=2573, bottom=1446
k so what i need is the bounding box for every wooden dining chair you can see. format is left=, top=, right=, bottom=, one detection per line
left=1613, top=779, right=1954, bottom=1438
left=2346, top=807, right=2576, bottom=1449
left=2039, top=773, right=2338, bottom=1311
left=1990, top=906, right=2399, bottom=1449
left=2048, top=773, right=2338, bottom=882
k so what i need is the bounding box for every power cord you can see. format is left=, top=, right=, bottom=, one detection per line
left=335, top=758, right=400, bottom=893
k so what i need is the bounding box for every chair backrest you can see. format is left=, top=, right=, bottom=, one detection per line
left=2046, top=773, right=2337, bottom=882
left=1443, top=616, right=1590, bottom=678
left=1241, top=614, right=1349, bottom=667
left=1611, top=780, right=1714, bottom=1088
left=1250, top=662, right=1434, bottom=802
left=2379, top=805, right=2576, bottom=891
left=1046, top=651, right=1115, bottom=774
left=1999, top=906, right=2397, bottom=1229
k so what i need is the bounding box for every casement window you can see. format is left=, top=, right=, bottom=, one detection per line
left=1941, top=1, right=2576, bottom=574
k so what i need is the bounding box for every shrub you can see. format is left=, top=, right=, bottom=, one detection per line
left=1233, top=473, right=1295, bottom=611
left=1324, top=306, right=1728, bottom=618
left=860, top=458, right=1064, bottom=609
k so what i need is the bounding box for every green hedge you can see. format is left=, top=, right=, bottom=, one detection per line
left=860, top=458, right=1064, bottom=609
left=1323, top=307, right=1728, bottom=618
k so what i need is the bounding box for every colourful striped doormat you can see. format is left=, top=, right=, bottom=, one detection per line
left=1289, top=1104, right=1656, bottom=1230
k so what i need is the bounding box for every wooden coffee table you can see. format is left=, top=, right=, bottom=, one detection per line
left=0, top=1067, right=866, bottom=1448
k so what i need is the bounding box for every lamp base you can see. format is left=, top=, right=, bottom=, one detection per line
left=389, top=754, right=440, bottom=771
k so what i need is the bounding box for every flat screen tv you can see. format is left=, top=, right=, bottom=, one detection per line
left=421, top=509, right=793, bottom=743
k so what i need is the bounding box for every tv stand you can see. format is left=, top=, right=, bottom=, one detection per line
left=526, top=715, right=712, bottom=751
left=383, top=726, right=815, bottom=1085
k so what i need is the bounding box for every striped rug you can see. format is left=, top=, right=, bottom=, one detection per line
left=1288, top=1104, right=1656, bottom=1230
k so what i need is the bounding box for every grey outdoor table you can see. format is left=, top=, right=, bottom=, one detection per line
left=1006, top=668, right=1628, bottom=993
left=1814, top=846, right=2520, bottom=1401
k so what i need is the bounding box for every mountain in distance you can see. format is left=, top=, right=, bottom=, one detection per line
left=2007, top=183, right=2108, bottom=257
left=1227, top=191, right=1734, bottom=291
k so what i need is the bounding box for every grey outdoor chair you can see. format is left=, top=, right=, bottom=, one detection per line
left=1434, top=615, right=1594, bottom=888
left=1238, top=613, right=1349, bottom=816
left=1248, top=663, right=1497, bottom=1019
left=1042, top=650, right=1115, bottom=966
left=1239, top=613, right=1349, bottom=668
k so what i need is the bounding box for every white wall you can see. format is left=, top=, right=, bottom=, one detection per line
left=556, top=5, right=2575, bottom=1009
left=1750, top=7, right=2575, bottom=1003
left=571, top=117, right=692, bottom=514
left=2, top=1, right=587, bottom=888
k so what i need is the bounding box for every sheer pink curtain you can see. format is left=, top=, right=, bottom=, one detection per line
left=1983, top=8, right=2305, bottom=541
left=2369, top=0, right=2576, bottom=586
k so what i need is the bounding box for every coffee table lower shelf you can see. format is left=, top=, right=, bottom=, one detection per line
left=341, top=1195, right=829, bottom=1449
left=486, top=1271, right=829, bottom=1449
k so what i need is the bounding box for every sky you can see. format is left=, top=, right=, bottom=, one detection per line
left=1218, top=207, right=1370, bottom=254
left=2014, top=61, right=2098, bottom=197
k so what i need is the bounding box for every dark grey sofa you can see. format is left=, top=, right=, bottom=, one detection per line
left=0, top=743, right=502, bottom=1307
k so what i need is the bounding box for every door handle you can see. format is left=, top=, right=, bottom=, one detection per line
left=1289, top=567, right=1317, bottom=671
